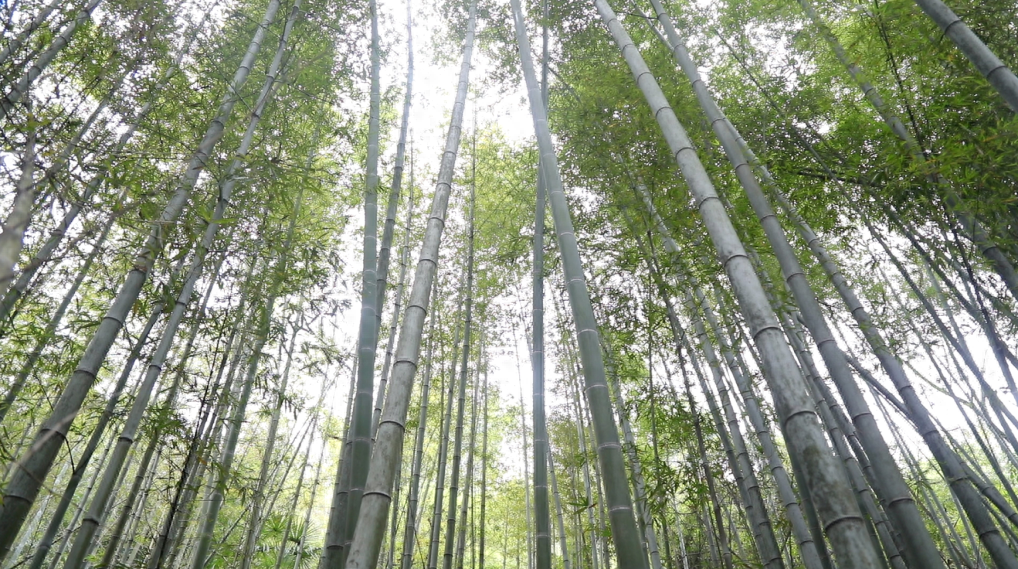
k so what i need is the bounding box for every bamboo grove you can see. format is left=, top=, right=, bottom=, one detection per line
left=0, top=0, right=1017, bottom=567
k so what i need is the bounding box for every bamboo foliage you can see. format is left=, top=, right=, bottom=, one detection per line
left=0, top=2, right=1017, bottom=569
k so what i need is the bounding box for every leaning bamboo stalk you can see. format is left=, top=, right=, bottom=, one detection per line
left=340, top=3, right=477, bottom=565
left=24, top=260, right=166, bottom=569
left=371, top=0, right=415, bottom=439
left=335, top=0, right=385, bottom=559
left=795, top=0, right=1018, bottom=303
left=400, top=208, right=437, bottom=569
left=511, top=0, right=648, bottom=564
left=453, top=355, right=481, bottom=569
left=636, top=232, right=822, bottom=569
left=0, top=125, right=36, bottom=298
left=0, top=8, right=211, bottom=326
left=642, top=7, right=944, bottom=564
left=910, top=0, right=1018, bottom=112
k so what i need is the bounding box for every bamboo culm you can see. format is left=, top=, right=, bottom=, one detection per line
left=340, top=3, right=477, bottom=565
left=60, top=4, right=297, bottom=560
left=400, top=255, right=438, bottom=569
left=332, top=0, right=384, bottom=560
left=24, top=274, right=164, bottom=569
left=910, top=0, right=1018, bottom=112
left=595, top=2, right=884, bottom=565
left=0, top=125, right=36, bottom=299
left=513, top=1, right=649, bottom=566
left=188, top=182, right=305, bottom=569
left=0, top=10, right=209, bottom=326
left=532, top=0, right=551, bottom=566
left=442, top=182, right=477, bottom=569
left=643, top=6, right=945, bottom=565
left=427, top=315, right=463, bottom=569
left=370, top=0, right=415, bottom=439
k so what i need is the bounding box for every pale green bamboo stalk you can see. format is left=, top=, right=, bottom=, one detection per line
left=335, top=0, right=384, bottom=560
left=370, top=0, right=414, bottom=440
left=910, top=0, right=1018, bottom=111
left=240, top=326, right=300, bottom=569
left=453, top=354, right=480, bottom=569
left=340, top=4, right=477, bottom=564
left=427, top=316, right=463, bottom=569
left=399, top=199, right=434, bottom=569
left=0, top=124, right=35, bottom=299
left=62, top=2, right=295, bottom=555
left=511, top=1, right=648, bottom=564
left=547, top=447, right=571, bottom=569
left=478, top=366, right=489, bottom=569
left=601, top=344, right=665, bottom=569
left=442, top=189, right=476, bottom=569
left=0, top=0, right=62, bottom=67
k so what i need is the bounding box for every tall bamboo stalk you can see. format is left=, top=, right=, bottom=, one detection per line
left=642, top=7, right=944, bottom=565
left=0, top=124, right=36, bottom=297
left=239, top=324, right=301, bottom=569
left=0, top=0, right=102, bottom=119
left=371, top=0, right=415, bottom=440
left=511, top=1, right=648, bottom=565
left=442, top=178, right=477, bottom=569
left=334, top=0, right=384, bottom=559
left=188, top=183, right=304, bottom=569
left=400, top=183, right=434, bottom=569
left=340, top=4, right=477, bottom=565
